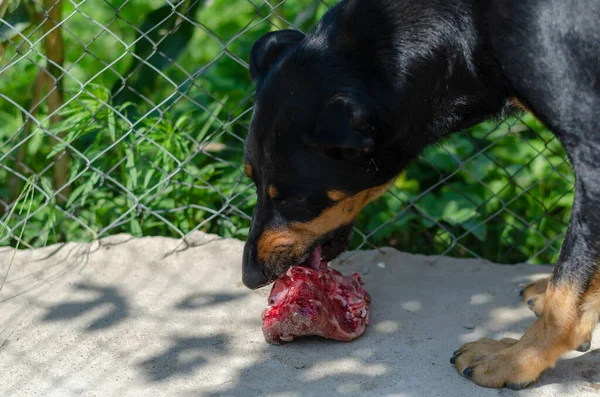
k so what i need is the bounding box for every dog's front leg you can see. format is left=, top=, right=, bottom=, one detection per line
left=452, top=153, right=600, bottom=389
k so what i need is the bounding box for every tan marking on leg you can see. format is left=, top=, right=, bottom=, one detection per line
left=455, top=281, right=580, bottom=388
left=572, top=270, right=600, bottom=349
left=523, top=282, right=580, bottom=356
left=244, top=163, right=253, bottom=179
left=522, top=277, right=549, bottom=316
left=257, top=180, right=393, bottom=266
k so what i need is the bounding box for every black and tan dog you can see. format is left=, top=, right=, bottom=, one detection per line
left=241, top=0, right=600, bottom=389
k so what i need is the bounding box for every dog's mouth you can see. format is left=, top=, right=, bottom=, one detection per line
left=257, top=224, right=354, bottom=287
left=297, top=225, right=353, bottom=272
left=298, top=244, right=329, bottom=271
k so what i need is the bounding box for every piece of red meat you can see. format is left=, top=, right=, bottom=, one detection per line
left=262, top=257, right=370, bottom=344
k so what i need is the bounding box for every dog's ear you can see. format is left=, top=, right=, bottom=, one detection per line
left=249, top=30, right=305, bottom=82
left=304, top=96, right=375, bottom=160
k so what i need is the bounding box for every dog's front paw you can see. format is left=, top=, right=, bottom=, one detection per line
left=451, top=338, right=544, bottom=389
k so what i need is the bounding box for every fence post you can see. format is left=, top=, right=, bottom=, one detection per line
left=42, top=0, right=70, bottom=202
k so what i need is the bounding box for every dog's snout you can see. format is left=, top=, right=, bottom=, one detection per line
left=242, top=242, right=269, bottom=289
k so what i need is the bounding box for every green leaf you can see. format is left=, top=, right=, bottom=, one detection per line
left=555, top=191, right=574, bottom=207
left=464, top=156, right=494, bottom=182
left=0, top=0, right=30, bottom=42
left=90, top=172, right=101, bottom=186
left=80, top=180, right=97, bottom=206
left=441, top=193, right=478, bottom=225
left=111, top=1, right=204, bottom=108
left=68, top=160, right=83, bottom=182
left=422, top=146, right=457, bottom=172
left=197, top=96, right=228, bottom=142
left=143, top=168, right=156, bottom=189
left=40, top=177, right=54, bottom=197
left=26, top=127, right=44, bottom=155
left=66, top=183, right=90, bottom=209
left=107, top=107, right=117, bottom=141
left=462, top=219, right=487, bottom=241
left=415, top=194, right=445, bottom=221
left=130, top=219, right=142, bottom=237
left=47, top=125, right=88, bottom=159
left=125, top=148, right=137, bottom=190
left=236, top=227, right=249, bottom=237
left=197, top=163, right=216, bottom=177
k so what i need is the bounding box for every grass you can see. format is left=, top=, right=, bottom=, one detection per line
left=0, top=176, right=35, bottom=294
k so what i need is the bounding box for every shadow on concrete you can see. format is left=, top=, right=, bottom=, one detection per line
left=42, top=282, right=129, bottom=331
left=175, top=292, right=247, bottom=310
left=162, top=236, right=223, bottom=258
left=1, top=242, right=93, bottom=304
left=528, top=349, right=600, bottom=393
left=193, top=272, right=564, bottom=396
left=137, top=334, right=229, bottom=382
left=199, top=340, right=394, bottom=397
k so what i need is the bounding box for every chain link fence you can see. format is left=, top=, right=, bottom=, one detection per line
left=0, top=0, right=575, bottom=264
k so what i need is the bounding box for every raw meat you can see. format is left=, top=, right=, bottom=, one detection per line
left=262, top=256, right=370, bottom=344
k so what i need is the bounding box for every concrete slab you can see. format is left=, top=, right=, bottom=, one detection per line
left=0, top=232, right=598, bottom=396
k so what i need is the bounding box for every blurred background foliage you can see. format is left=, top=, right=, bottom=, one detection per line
left=0, top=0, right=573, bottom=264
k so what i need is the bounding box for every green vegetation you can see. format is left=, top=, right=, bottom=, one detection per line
left=0, top=0, right=573, bottom=264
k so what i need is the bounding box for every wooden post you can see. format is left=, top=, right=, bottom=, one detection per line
left=42, top=0, right=70, bottom=202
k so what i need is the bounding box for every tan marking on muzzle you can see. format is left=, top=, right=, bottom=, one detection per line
left=257, top=180, right=393, bottom=265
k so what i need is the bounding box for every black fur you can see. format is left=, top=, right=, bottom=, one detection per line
left=242, top=0, right=600, bottom=297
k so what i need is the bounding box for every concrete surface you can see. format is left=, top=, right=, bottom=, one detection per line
left=0, top=232, right=599, bottom=397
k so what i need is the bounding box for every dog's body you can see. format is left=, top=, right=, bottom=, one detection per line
left=242, top=0, right=600, bottom=389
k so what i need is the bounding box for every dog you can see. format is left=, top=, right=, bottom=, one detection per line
left=241, top=0, right=600, bottom=389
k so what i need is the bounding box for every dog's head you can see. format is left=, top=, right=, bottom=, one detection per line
left=241, top=3, right=509, bottom=288
left=241, top=29, right=399, bottom=289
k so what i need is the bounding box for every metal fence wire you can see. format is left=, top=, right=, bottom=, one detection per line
left=0, top=0, right=575, bottom=264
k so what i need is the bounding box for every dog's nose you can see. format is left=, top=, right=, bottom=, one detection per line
left=243, top=267, right=269, bottom=289
left=242, top=243, right=269, bottom=289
